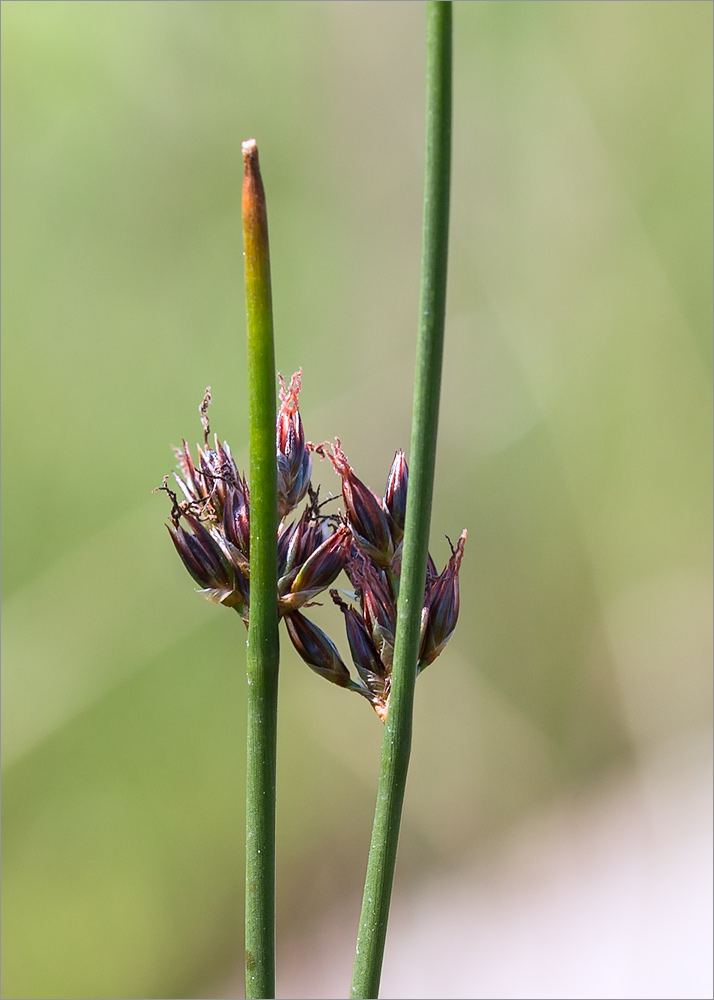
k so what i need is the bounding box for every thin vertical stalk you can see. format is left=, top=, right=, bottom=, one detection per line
left=242, top=138, right=279, bottom=1000
left=350, top=4, right=452, bottom=998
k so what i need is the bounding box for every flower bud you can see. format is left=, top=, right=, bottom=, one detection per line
left=222, top=475, right=250, bottom=555
left=347, top=555, right=396, bottom=669
left=278, top=507, right=331, bottom=580
left=383, top=450, right=408, bottom=542
left=277, top=517, right=300, bottom=578
left=281, top=524, right=351, bottom=611
left=361, top=579, right=396, bottom=671
left=167, top=516, right=248, bottom=615
left=324, top=440, right=394, bottom=568
left=167, top=517, right=229, bottom=589
left=276, top=370, right=312, bottom=517
left=418, top=530, right=467, bottom=671
left=285, top=611, right=352, bottom=688
left=330, top=590, right=386, bottom=698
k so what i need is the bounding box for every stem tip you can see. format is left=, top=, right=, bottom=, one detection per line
left=242, top=138, right=259, bottom=165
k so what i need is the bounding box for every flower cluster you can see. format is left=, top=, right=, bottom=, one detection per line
left=160, top=372, right=466, bottom=722
left=314, top=439, right=467, bottom=721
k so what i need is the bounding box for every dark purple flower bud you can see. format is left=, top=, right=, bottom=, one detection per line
left=277, top=517, right=301, bottom=577
left=168, top=522, right=208, bottom=587
left=163, top=394, right=252, bottom=619
left=418, top=530, right=467, bottom=671
left=167, top=516, right=248, bottom=616
left=278, top=514, right=318, bottom=589
left=277, top=507, right=331, bottom=580
left=168, top=516, right=228, bottom=588
left=330, top=590, right=386, bottom=695
left=323, top=440, right=394, bottom=568
left=276, top=370, right=312, bottom=517
left=348, top=556, right=396, bottom=670
left=222, top=476, right=250, bottom=555
left=285, top=611, right=352, bottom=688
left=383, top=450, right=408, bottom=542
left=362, top=582, right=396, bottom=671
left=279, top=525, right=351, bottom=612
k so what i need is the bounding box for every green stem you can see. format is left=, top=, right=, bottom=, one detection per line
left=350, top=4, right=452, bottom=998
left=242, top=138, right=279, bottom=1000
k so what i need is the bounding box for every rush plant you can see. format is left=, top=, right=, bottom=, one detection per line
left=158, top=3, right=457, bottom=996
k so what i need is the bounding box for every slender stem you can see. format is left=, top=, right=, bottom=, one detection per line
left=242, top=138, right=279, bottom=1000
left=349, top=5, right=452, bottom=997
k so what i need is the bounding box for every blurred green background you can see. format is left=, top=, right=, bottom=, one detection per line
left=2, top=2, right=711, bottom=998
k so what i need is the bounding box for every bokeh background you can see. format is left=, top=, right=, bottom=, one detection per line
left=2, top=2, right=712, bottom=998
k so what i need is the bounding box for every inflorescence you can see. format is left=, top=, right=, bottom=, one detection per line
left=158, top=371, right=466, bottom=722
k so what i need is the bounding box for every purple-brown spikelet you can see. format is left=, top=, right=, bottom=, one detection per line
left=315, top=439, right=394, bottom=569
left=331, top=589, right=390, bottom=721
left=349, top=554, right=397, bottom=671
left=279, top=524, right=351, bottom=613
left=222, top=474, right=250, bottom=555
left=276, top=369, right=312, bottom=518
left=418, top=529, right=467, bottom=671
left=284, top=611, right=352, bottom=688
left=383, top=450, right=408, bottom=542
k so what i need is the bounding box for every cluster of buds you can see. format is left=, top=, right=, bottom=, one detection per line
left=160, top=373, right=466, bottom=722
left=312, top=440, right=467, bottom=721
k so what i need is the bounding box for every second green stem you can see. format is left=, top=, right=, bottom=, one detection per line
left=350, top=3, right=453, bottom=997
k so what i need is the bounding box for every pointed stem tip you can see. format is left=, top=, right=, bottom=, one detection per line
left=242, top=138, right=269, bottom=271
left=242, top=138, right=261, bottom=187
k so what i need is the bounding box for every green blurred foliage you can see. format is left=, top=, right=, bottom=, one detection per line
left=2, top=2, right=711, bottom=998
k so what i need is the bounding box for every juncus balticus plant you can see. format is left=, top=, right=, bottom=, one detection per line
left=158, top=5, right=456, bottom=996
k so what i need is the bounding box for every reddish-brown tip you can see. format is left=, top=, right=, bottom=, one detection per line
left=242, top=137, right=258, bottom=163
left=242, top=138, right=269, bottom=264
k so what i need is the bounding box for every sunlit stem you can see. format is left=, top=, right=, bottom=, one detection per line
left=242, top=138, right=279, bottom=1000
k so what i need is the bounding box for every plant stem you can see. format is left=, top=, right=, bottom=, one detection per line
left=349, top=4, right=452, bottom=998
left=242, top=138, right=279, bottom=1000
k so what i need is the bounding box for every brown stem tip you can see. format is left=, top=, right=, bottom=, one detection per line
left=242, top=138, right=268, bottom=250
left=242, top=137, right=258, bottom=164
left=242, top=138, right=263, bottom=192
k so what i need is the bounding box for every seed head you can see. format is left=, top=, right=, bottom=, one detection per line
left=162, top=381, right=349, bottom=632
left=161, top=377, right=467, bottom=720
